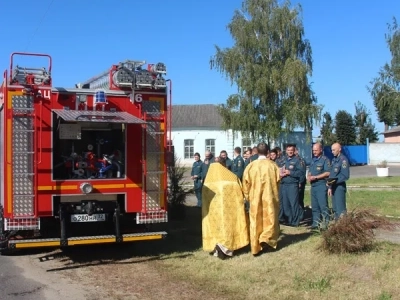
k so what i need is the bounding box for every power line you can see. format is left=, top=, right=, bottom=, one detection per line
left=24, top=0, right=55, bottom=51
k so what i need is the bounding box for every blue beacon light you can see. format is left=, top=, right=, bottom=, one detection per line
left=94, top=89, right=108, bottom=105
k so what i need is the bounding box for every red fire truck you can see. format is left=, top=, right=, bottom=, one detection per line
left=0, top=52, right=171, bottom=253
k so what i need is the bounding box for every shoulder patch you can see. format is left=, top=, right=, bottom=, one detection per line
left=342, top=160, right=348, bottom=169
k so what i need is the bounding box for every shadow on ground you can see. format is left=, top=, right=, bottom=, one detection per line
left=28, top=206, right=318, bottom=271
left=33, top=206, right=203, bottom=271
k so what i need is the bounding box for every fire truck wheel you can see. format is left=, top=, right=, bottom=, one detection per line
left=0, top=248, right=16, bottom=256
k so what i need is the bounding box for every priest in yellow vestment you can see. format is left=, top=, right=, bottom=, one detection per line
left=242, top=142, right=281, bottom=256
left=202, top=161, right=249, bottom=259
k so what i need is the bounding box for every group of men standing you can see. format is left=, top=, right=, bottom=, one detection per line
left=191, top=141, right=350, bottom=259
left=190, top=147, right=245, bottom=207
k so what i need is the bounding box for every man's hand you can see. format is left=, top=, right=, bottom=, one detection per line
left=328, top=189, right=332, bottom=197
left=309, top=175, right=317, bottom=182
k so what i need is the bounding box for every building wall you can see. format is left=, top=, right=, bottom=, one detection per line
left=384, top=133, right=400, bottom=143
left=369, top=142, right=400, bottom=165
left=170, top=129, right=312, bottom=166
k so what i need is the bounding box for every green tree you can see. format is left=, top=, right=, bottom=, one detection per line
left=167, top=154, right=193, bottom=220
left=353, top=101, right=379, bottom=144
left=320, top=112, right=336, bottom=146
left=371, top=83, right=400, bottom=129
left=387, top=18, right=400, bottom=81
left=335, top=110, right=357, bottom=145
left=368, top=17, right=400, bottom=130
left=210, top=0, right=322, bottom=142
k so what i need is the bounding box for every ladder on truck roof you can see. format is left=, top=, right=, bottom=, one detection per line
left=7, top=53, right=51, bottom=227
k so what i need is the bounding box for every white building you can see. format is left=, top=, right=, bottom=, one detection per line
left=170, top=104, right=312, bottom=166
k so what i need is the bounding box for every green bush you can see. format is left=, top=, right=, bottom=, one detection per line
left=167, top=154, right=193, bottom=220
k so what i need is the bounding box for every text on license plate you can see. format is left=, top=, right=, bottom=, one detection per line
left=70, top=214, right=106, bottom=223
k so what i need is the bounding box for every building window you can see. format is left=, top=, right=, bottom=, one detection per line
left=205, top=139, right=215, bottom=154
left=242, top=138, right=252, bottom=153
left=184, top=139, right=194, bottom=159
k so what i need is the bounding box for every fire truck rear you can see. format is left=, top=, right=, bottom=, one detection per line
left=0, top=52, right=171, bottom=253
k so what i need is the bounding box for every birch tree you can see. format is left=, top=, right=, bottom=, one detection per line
left=369, top=17, right=400, bottom=130
left=210, top=0, right=322, bottom=141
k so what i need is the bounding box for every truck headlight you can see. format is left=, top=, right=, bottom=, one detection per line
left=80, top=182, right=93, bottom=194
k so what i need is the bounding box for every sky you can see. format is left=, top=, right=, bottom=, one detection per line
left=1, top=0, right=399, bottom=141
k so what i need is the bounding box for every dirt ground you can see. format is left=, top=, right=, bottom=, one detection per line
left=7, top=165, right=400, bottom=299
left=14, top=246, right=220, bottom=300
left=7, top=164, right=400, bottom=299
left=11, top=209, right=228, bottom=300
left=10, top=205, right=400, bottom=300
left=10, top=252, right=110, bottom=300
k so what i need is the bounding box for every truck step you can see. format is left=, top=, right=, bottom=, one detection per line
left=14, top=152, right=35, bottom=154
left=13, top=130, right=35, bottom=133
left=12, top=108, right=35, bottom=111
left=13, top=173, right=35, bottom=175
left=7, top=231, right=167, bottom=249
left=146, top=171, right=165, bottom=174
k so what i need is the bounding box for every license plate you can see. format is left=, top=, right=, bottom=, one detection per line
left=70, top=214, right=106, bottom=223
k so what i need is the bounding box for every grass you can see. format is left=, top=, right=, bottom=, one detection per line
left=378, top=292, right=394, bottom=300
left=149, top=208, right=400, bottom=300
left=44, top=206, right=400, bottom=300
left=347, top=176, right=400, bottom=186
left=302, top=189, right=400, bottom=218
left=37, top=190, right=400, bottom=300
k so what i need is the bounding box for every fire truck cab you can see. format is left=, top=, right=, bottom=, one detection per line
left=0, top=52, right=171, bottom=253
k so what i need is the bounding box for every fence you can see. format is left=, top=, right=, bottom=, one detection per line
left=323, top=145, right=368, bottom=165
left=321, top=141, right=400, bottom=166
left=369, top=143, right=400, bottom=165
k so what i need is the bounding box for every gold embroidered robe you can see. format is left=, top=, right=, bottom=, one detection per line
left=242, top=158, right=281, bottom=255
left=201, top=163, right=249, bottom=252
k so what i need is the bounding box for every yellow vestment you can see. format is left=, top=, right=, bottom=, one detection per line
left=201, top=163, right=249, bottom=252
left=242, top=158, right=281, bottom=255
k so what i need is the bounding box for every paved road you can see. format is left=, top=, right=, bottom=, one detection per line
left=0, top=256, right=45, bottom=300
left=0, top=253, right=101, bottom=300
left=347, top=165, right=400, bottom=177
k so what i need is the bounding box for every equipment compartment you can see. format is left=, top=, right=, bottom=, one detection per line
left=52, top=112, right=126, bottom=180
